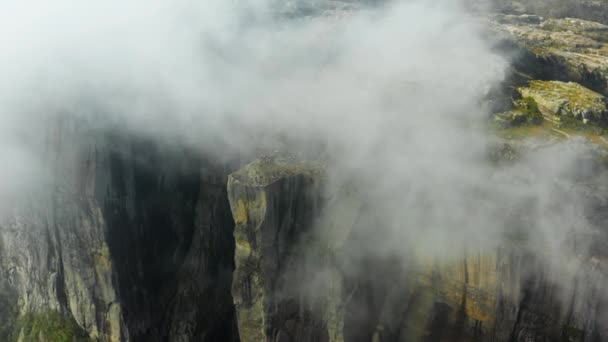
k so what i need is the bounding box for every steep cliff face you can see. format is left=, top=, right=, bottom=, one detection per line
left=5, top=6, right=608, bottom=342
left=3, top=149, right=605, bottom=342
left=0, top=120, right=125, bottom=341
left=101, top=135, right=239, bottom=342
left=406, top=248, right=608, bottom=341
left=227, top=159, right=333, bottom=342
left=0, top=120, right=239, bottom=342
left=226, top=159, right=608, bottom=342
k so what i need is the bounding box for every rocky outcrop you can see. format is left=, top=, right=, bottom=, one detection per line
left=491, top=15, right=608, bottom=96
left=518, top=80, right=608, bottom=123
left=489, top=0, right=608, bottom=24
left=227, top=158, right=336, bottom=342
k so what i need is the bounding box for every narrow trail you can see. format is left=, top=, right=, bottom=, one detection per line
left=551, top=128, right=570, bottom=138
left=543, top=117, right=560, bottom=125
left=542, top=117, right=570, bottom=139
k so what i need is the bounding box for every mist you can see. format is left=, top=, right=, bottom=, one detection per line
left=1, top=0, right=606, bottom=330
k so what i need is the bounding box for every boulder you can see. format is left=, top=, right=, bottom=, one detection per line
left=518, top=80, right=607, bottom=123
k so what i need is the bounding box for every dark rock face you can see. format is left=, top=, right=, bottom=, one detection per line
left=102, top=136, right=239, bottom=342
left=0, top=120, right=240, bottom=342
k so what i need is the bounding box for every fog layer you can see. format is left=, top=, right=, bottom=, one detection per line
left=1, top=0, right=605, bottom=310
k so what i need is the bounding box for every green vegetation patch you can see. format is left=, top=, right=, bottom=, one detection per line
left=514, top=96, right=544, bottom=124
left=11, top=311, right=92, bottom=342
left=493, top=97, right=543, bottom=128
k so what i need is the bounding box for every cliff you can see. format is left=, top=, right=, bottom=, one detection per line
left=0, top=120, right=240, bottom=342
left=1, top=118, right=607, bottom=342
left=3, top=3, right=608, bottom=342
left=227, top=158, right=329, bottom=342
left=226, top=159, right=608, bottom=342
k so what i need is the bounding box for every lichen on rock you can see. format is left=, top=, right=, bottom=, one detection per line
left=518, top=80, right=607, bottom=124
left=10, top=311, right=92, bottom=342
left=494, top=96, right=544, bottom=127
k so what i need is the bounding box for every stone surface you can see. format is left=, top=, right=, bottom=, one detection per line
left=227, top=158, right=335, bottom=342
left=490, top=15, right=608, bottom=96
left=226, top=156, right=608, bottom=342
left=485, top=0, right=608, bottom=25
left=0, top=118, right=240, bottom=342
left=0, top=120, right=125, bottom=342
left=518, top=80, right=608, bottom=123
left=4, top=4, right=608, bottom=342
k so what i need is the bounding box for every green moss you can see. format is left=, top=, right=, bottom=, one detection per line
left=514, top=96, right=544, bottom=124
left=0, top=288, right=18, bottom=341
left=493, top=97, right=544, bottom=129
left=531, top=81, right=593, bottom=109
left=11, top=311, right=92, bottom=342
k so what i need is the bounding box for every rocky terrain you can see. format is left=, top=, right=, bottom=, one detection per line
left=489, top=0, right=608, bottom=24
left=3, top=2, right=608, bottom=342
